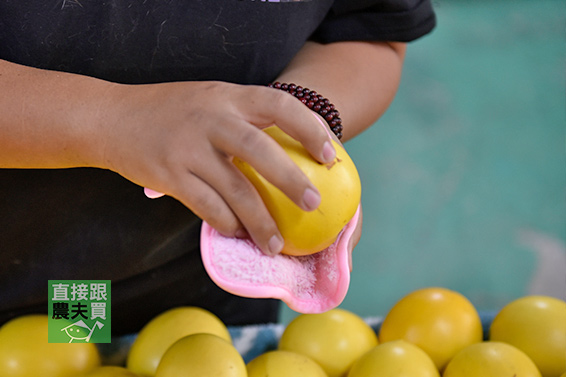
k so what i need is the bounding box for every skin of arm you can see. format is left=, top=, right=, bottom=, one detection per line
left=276, top=41, right=406, bottom=141
left=0, top=40, right=405, bottom=257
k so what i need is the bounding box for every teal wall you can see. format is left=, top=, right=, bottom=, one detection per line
left=281, top=0, right=565, bottom=323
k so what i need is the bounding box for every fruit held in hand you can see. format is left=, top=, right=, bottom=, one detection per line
left=234, top=126, right=361, bottom=256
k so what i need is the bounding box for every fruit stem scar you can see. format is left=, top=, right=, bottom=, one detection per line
left=325, top=157, right=342, bottom=170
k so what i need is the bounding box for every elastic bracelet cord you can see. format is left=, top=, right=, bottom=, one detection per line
left=268, top=82, right=343, bottom=140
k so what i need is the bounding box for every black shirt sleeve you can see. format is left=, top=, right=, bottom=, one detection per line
left=311, top=0, right=436, bottom=43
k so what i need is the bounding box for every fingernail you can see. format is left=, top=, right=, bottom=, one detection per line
left=322, top=141, right=336, bottom=163
left=268, top=235, right=284, bottom=255
left=303, top=187, right=321, bottom=211
left=144, top=187, right=165, bottom=199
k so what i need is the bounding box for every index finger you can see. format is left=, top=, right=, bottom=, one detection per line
left=237, top=86, right=337, bottom=164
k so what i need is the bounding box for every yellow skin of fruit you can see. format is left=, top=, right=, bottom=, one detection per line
left=246, top=350, right=328, bottom=377
left=233, top=125, right=361, bottom=256
left=155, top=333, right=246, bottom=377
left=126, top=307, right=231, bottom=377
left=489, top=295, right=566, bottom=377
left=378, top=287, right=483, bottom=372
left=278, top=308, right=378, bottom=377
left=347, top=340, right=440, bottom=377
left=78, top=366, right=140, bottom=377
left=443, top=341, right=542, bottom=377
left=0, top=314, right=101, bottom=377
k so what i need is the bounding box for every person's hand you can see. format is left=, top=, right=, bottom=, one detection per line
left=97, top=81, right=336, bottom=256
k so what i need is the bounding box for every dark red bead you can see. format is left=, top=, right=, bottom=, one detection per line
left=329, top=119, right=339, bottom=127
left=267, top=83, right=343, bottom=139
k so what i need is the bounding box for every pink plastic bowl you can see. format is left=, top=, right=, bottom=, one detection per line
left=200, top=206, right=359, bottom=314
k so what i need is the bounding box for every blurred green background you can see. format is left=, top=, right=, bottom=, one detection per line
left=281, top=0, right=565, bottom=323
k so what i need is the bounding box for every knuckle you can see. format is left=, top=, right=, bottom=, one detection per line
left=250, top=220, right=279, bottom=246
left=259, top=221, right=278, bottom=239
left=277, top=160, right=311, bottom=193
left=237, top=127, right=266, bottom=153
left=200, top=81, right=225, bottom=96
left=199, top=203, right=239, bottom=237
left=278, top=176, right=308, bottom=204
left=188, top=190, right=218, bottom=219
left=219, top=221, right=240, bottom=237
left=227, top=175, right=255, bottom=199
left=270, top=89, right=296, bottom=111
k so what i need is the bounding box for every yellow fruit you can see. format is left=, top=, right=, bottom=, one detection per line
left=278, top=308, right=378, bottom=377
left=247, top=350, right=328, bottom=377
left=490, top=295, right=566, bottom=377
left=234, top=125, right=361, bottom=256
left=126, top=307, right=231, bottom=376
left=155, top=333, right=246, bottom=377
left=0, top=314, right=100, bottom=377
left=443, top=341, right=542, bottom=377
left=78, top=366, right=140, bottom=377
left=378, top=287, right=483, bottom=371
left=347, top=340, right=440, bottom=377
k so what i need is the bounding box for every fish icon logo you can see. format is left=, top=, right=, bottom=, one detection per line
left=61, top=320, right=104, bottom=343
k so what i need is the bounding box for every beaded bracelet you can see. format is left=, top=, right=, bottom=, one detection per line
left=268, top=82, right=343, bottom=140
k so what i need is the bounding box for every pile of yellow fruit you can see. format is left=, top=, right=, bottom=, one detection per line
left=0, top=287, right=564, bottom=377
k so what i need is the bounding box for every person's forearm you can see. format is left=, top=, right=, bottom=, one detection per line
left=275, top=41, right=406, bottom=141
left=0, top=59, right=113, bottom=168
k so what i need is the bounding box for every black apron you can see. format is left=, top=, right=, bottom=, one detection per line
left=0, top=0, right=436, bottom=334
